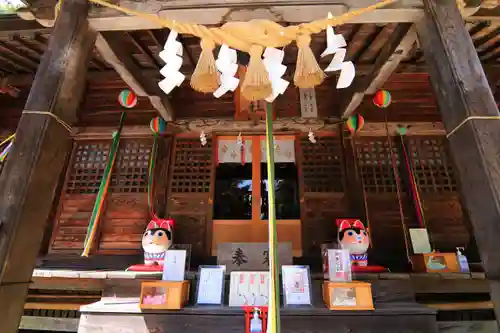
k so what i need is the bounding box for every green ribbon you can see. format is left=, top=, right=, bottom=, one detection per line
left=82, top=112, right=126, bottom=256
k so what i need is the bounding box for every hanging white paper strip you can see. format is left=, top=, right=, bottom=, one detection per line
left=321, top=12, right=355, bottom=89
left=263, top=47, right=289, bottom=102
left=158, top=30, right=185, bottom=95
left=214, top=44, right=240, bottom=98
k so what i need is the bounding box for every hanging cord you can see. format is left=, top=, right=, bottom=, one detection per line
left=350, top=136, right=372, bottom=247
left=0, top=134, right=15, bottom=147
left=398, top=135, right=428, bottom=230
left=147, top=134, right=160, bottom=219
left=22, top=111, right=72, bottom=132
left=384, top=112, right=412, bottom=264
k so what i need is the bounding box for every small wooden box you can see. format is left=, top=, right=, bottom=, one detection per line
left=139, top=280, right=190, bottom=310
left=322, top=281, right=374, bottom=311
left=412, top=253, right=459, bottom=273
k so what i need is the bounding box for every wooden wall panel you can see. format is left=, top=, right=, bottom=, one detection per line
left=167, top=137, right=213, bottom=264
left=299, top=135, right=347, bottom=256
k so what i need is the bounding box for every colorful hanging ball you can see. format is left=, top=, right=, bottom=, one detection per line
left=373, top=90, right=392, bottom=108
left=118, top=89, right=137, bottom=109
left=396, top=125, right=408, bottom=136
left=150, top=116, right=166, bottom=135
left=346, top=114, right=365, bottom=135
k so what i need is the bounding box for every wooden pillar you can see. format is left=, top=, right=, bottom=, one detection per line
left=416, top=0, right=500, bottom=325
left=0, top=0, right=95, bottom=332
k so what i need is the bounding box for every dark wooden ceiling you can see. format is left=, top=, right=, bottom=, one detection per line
left=0, top=21, right=499, bottom=128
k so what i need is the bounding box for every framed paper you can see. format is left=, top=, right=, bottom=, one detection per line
left=162, top=250, right=187, bottom=281
left=228, top=271, right=269, bottom=307
left=281, top=265, right=312, bottom=307
left=195, top=265, right=226, bottom=306
left=327, top=249, right=352, bottom=282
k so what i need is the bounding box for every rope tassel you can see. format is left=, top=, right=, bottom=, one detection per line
left=294, top=34, right=325, bottom=88
left=241, top=45, right=272, bottom=101
left=191, top=39, right=220, bottom=93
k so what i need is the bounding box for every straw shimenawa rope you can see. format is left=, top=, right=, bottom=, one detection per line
left=53, top=0, right=478, bottom=99
left=83, top=0, right=395, bottom=99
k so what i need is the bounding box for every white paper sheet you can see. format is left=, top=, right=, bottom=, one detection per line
left=162, top=250, right=187, bottom=281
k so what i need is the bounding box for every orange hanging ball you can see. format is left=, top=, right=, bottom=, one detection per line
left=373, top=90, right=391, bottom=108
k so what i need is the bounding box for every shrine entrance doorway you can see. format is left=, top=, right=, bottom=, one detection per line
left=212, top=135, right=302, bottom=257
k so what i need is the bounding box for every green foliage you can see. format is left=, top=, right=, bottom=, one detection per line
left=0, top=0, right=26, bottom=14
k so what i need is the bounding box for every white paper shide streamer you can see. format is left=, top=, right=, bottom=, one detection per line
left=321, top=13, right=355, bottom=89
left=214, top=45, right=239, bottom=98
left=263, top=47, right=289, bottom=102
left=158, top=30, right=185, bottom=94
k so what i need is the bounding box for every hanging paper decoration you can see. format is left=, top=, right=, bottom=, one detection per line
left=150, top=116, right=167, bottom=135
left=321, top=12, right=355, bottom=89
left=213, top=44, right=239, bottom=98
left=118, top=89, right=137, bottom=108
left=373, top=90, right=392, bottom=108
left=308, top=129, right=316, bottom=144
left=87, top=0, right=394, bottom=101
left=82, top=112, right=126, bottom=257
left=263, top=47, right=289, bottom=102
left=346, top=114, right=365, bottom=134
left=158, top=30, right=185, bottom=94
left=200, top=131, right=207, bottom=146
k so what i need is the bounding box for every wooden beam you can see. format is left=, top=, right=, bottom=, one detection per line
left=26, top=1, right=428, bottom=31
left=0, top=1, right=96, bottom=333
left=341, top=24, right=417, bottom=118
left=416, top=0, right=500, bottom=326
left=73, top=120, right=445, bottom=137
left=94, top=32, right=174, bottom=121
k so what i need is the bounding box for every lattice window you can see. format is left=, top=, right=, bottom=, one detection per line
left=65, top=139, right=153, bottom=194
left=66, top=141, right=110, bottom=194
left=407, top=137, right=457, bottom=193
left=301, top=136, right=344, bottom=192
left=170, top=138, right=212, bottom=193
left=355, top=138, right=400, bottom=193
left=111, top=140, right=152, bottom=193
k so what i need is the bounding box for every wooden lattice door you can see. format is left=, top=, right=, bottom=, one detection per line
left=353, top=137, right=409, bottom=269
left=167, top=137, right=213, bottom=265
left=405, top=136, right=471, bottom=252
left=298, top=135, right=347, bottom=257
left=49, top=138, right=171, bottom=254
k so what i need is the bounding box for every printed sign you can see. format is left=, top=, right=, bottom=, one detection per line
left=218, top=242, right=293, bottom=272
left=196, top=266, right=226, bottom=305
left=281, top=265, right=312, bottom=306
left=327, top=249, right=352, bottom=282
left=229, top=271, right=269, bottom=307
